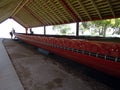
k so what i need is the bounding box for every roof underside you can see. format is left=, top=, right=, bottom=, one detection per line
left=1, top=0, right=120, bottom=28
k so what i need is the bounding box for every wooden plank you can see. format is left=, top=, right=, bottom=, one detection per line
left=78, top=0, right=92, bottom=20
left=23, top=6, right=47, bottom=26
left=60, top=0, right=79, bottom=22
left=65, top=0, right=83, bottom=21
left=107, top=0, right=115, bottom=17
left=44, top=26, right=46, bottom=35
left=28, top=2, right=54, bottom=25
left=11, top=0, right=30, bottom=16
left=76, top=22, right=79, bottom=36
left=90, top=0, right=102, bottom=19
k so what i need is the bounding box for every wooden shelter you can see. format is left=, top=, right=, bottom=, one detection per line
left=1, top=0, right=120, bottom=28
left=1, top=0, right=120, bottom=78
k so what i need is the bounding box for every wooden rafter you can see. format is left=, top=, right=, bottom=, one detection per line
left=41, top=1, right=61, bottom=24
left=29, top=0, right=59, bottom=25
left=29, top=1, right=54, bottom=25
left=50, top=0, right=70, bottom=23
left=65, top=1, right=83, bottom=21
left=60, top=0, right=79, bottom=22
left=48, top=0, right=66, bottom=23
left=78, top=0, right=92, bottom=20
left=24, top=6, right=48, bottom=25
left=49, top=1, right=64, bottom=23
left=40, top=11, right=56, bottom=25
left=53, top=2, right=70, bottom=23
left=107, top=0, right=115, bottom=18
left=12, top=17, right=27, bottom=28
left=90, top=0, right=102, bottom=19
left=11, top=0, right=30, bottom=17
left=5, top=0, right=120, bottom=28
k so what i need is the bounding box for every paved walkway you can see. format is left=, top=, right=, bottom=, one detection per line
left=0, top=39, right=24, bottom=90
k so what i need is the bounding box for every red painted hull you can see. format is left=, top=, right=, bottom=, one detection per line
left=15, top=34, right=120, bottom=78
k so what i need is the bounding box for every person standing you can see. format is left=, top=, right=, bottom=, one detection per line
left=12, top=28, right=16, bottom=39
left=12, top=28, right=15, bottom=34
left=30, top=28, right=34, bottom=34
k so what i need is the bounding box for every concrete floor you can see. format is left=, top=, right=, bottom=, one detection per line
left=0, top=38, right=24, bottom=90
left=3, top=39, right=120, bottom=90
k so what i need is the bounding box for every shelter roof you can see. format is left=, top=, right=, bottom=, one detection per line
left=1, top=0, right=120, bottom=28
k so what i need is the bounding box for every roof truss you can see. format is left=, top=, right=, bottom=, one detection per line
left=0, top=0, right=120, bottom=28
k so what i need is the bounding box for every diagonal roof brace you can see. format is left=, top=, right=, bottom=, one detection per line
left=60, top=0, right=80, bottom=22
left=11, top=0, right=30, bottom=17
left=23, top=6, right=47, bottom=26
left=12, top=17, right=27, bottom=28
left=65, top=0, right=83, bottom=21
left=78, top=0, right=92, bottom=21
left=107, top=0, right=115, bottom=18
left=90, top=0, right=102, bottom=19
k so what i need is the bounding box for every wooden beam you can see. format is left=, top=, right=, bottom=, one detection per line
left=30, top=0, right=57, bottom=25
left=76, top=22, right=79, bottom=36
left=49, top=0, right=70, bottom=23
left=44, top=26, right=46, bottom=35
left=11, top=0, right=30, bottom=17
left=48, top=0, right=67, bottom=23
left=60, top=0, right=79, bottom=22
left=65, top=1, right=83, bottom=21
left=46, top=1, right=63, bottom=24
left=25, top=27, right=28, bottom=34
left=23, top=6, right=47, bottom=25
left=107, top=0, right=115, bottom=18
left=78, top=0, right=92, bottom=20
left=40, top=1, right=61, bottom=25
left=90, top=0, right=102, bottom=19
left=11, top=17, right=27, bottom=28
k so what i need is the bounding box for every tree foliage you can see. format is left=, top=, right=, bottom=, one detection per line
left=53, top=24, right=70, bottom=35
left=80, top=18, right=120, bottom=37
left=53, top=18, right=120, bottom=37
left=92, top=19, right=112, bottom=37
left=111, top=18, right=120, bottom=35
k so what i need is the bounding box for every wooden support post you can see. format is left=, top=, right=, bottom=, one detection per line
left=44, top=26, right=46, bottom=35
left=25, top=27, right=28, bottom=34
left=76, top=22, right=79, bottom=36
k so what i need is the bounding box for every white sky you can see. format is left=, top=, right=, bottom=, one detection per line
left=0, top=19, right=76, bottom=38
left=0, top=19, right=25, bottom=38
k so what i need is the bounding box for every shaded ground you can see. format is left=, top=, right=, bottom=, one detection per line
left=3, top=39, right=120, bottom=90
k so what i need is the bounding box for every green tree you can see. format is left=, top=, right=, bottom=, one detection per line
left=53, top=24, right=70, bottom=35
left=111, top=18, right=120, bottom=35
left=79, top=22, right=92, bottom=35
left=92, top=19, right=112, bottom=37
left=79, top=18, right=120, bottom=37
